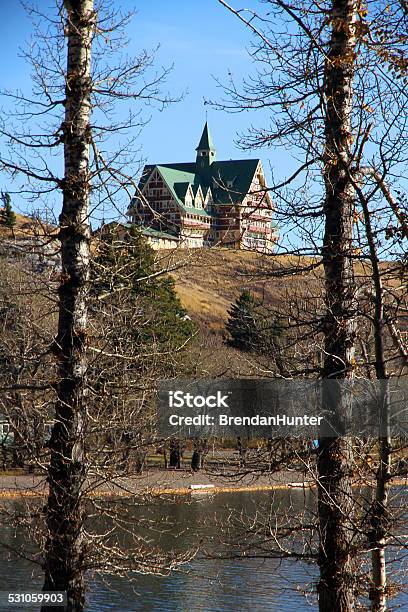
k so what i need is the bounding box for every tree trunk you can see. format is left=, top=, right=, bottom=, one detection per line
left=191, top=450, right=202, bottom=471
left=191, top=438, right=208, bottom=471
left=357, top=187, right=391, bottom=612
left=318, top=1, right=357, bottom=610
left=42, top=2, right=94, bottom=610
left=369, top=380, right=391, bottom=612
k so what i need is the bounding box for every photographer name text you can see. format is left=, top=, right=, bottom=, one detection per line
left=168, top=414, right=324, bottom=427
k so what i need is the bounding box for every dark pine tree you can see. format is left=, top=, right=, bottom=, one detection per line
left=226, top=289, right=282, bottom=354
left=94, top=224, right=195, bottom=360
left=226, top=289, right=260, bottom=351
left=1, top=192, right=16, bottom=229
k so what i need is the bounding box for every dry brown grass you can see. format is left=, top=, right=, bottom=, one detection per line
left=165, top=247, right=405, bottom=333
left=0, top=210, right=57, bottom=238
left=168, top=247, right=323, bottom=328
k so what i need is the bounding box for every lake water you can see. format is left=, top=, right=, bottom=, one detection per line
left=0, top=489, right=406, bottom=611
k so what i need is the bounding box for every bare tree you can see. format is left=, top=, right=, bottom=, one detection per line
left=351, top=175, right=407, bottom=611
left=215, top=1, right=408, bottom=610
left=40, top=2, right=94, bottom=607
left=0, top=1, right=183, bottom=610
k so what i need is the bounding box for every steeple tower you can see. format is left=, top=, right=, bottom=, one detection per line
left=196, top=122, right=216, bottom=171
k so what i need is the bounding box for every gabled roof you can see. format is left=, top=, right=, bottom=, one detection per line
left=196, top=122, right=215, bottom=151
left=210, top=160, right=260, bottom=205
left=156, top=166, right=213, bottom=215
left=141, top=159, right=261, bottom=208
left=135, top=124, right=268, bottom=215
left=174, top=182, right=192, bottom=200
left=192, top=184, right=203, bottom=198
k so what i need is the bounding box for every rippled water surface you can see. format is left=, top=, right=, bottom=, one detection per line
left=0, top=489, right=406, bottom=611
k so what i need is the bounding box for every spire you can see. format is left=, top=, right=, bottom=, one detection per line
left=196, top=122, right=216, bottom=170
left=196, top=122, right=215, bottom=152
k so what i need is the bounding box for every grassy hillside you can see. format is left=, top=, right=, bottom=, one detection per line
left=1, top=211, right=404, bottom=343
left=169, top=247, right=322, bottom=332
left=0, top=210, right=55, bottom=238
left=169, top=247, right=406, bottom=337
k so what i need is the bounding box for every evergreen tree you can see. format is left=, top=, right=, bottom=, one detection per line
left=226, top=289, right=282, bottom=353
left=226, top=289, right=259, bottom=351
left=93, top=224, right=195, bottom=365
left=1, top=192, right=16, bottom=229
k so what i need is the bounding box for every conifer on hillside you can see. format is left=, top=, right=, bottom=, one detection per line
left=93, top=224, right=195, bottom=367
left=1, top=192, right=16, bottom=229
left=226, top=289, right=282, bottom=353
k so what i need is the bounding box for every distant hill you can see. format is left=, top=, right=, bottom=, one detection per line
left=0, top=210, right=59, bottom=273
left=170, top=248, right=322, bottom=332
left=0, top=209, right=55, bottom=238
left=1, top=212, right=404, bottom=344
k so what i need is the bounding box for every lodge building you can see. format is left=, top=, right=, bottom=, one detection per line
left=127, top=123, right=277, bottom=250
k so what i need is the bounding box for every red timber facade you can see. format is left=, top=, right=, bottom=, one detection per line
left=127, top=123, right=278, bottom=250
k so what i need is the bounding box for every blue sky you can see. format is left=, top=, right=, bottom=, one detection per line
left=0, top=0, right=289, bottom=218
left=116, top=0, right=279, bottom=168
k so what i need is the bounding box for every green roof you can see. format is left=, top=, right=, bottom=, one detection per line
left=174, top=182, right=191, bottom=200
left=99, top=222, right=178, bottom=242
left=139, top=226, right=179, bottom=241
left=196, top=122, right=215, bottom=152
left=136, top=123, right=263, bottom=216
left=211, top=160, right=260, bottom=204
left=137, top=158, right=261, bottom=214
left=156, top=166, right=207, bottom=213
left=182, top=206, right=211, bottom=217
left=110, top=223, right=177, bottom=241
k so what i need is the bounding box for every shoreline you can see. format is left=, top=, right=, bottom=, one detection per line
left=0, top=483, right=310, bottom=499
left=0, top=469, right=406, bottom=499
